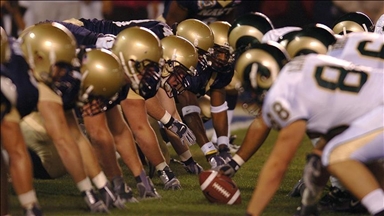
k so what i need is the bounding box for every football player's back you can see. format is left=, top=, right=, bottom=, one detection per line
left=263, top=53, right=383, bottom=134
left=328, top=32, right=384, bottom=69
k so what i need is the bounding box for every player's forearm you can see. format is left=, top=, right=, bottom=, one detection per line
left=236, top=117, right=270, bottom=162
left=246, top=156, right=288, bottom=215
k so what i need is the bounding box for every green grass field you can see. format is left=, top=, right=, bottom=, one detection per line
left=8, top=128, right=369, bottom=216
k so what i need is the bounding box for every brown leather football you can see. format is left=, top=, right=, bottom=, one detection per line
left=199, top=170, right=241, bottom=205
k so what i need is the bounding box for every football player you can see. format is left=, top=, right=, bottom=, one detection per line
left=1, top=27, right=42, bottom=216
left=166, top=18, right=233, bottom=168
left=50, top=18, right=200, bottom=189
left=160, top=0, right=244, bottom=152
left=297, top=19, right=384, bottom=214
left=294, top=12, right=379, bottom=213
left=81, top=27, right=163, bottom=198
left=18, top=22, right=117, bottom=213
left=236, top=26, right=384, bottom=216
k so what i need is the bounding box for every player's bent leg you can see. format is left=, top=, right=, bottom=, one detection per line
left=106, top=106, right=155, bottom=200
left=121, top=98, right=181, bottom=190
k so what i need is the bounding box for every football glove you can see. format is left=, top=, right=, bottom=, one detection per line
left=215, top=159, right=240, bottom=178
left=166, top=118, right=196, bottom=146
left=96, top=34, right=116, bottom=49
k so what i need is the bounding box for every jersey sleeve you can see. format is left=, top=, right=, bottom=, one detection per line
left=53, top=20, right=101, bottom=46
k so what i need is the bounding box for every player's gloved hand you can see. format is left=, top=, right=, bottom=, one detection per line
left=167, top=118, right=196, bottom=146
left=303, top=153, right=323, bottom=196
left=96, top=34, right=116, bottom=49
left=215, top=159, right=240, bottom=178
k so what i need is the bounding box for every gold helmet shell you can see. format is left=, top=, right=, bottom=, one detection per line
left=161, top=35, right=198, bottom=97
left=176, top=19, right=214, bottom=53
left=111, top=26, right=163, bottom=98
left=80, top=49, right=125, bottom=101
left=235, top=41, right=289, bottom=106
left=0, top=27, right=11, bottom=64
left=209, top=21, right=231, bottom=48
left=282, top=24, right=336, bottom=58
left=332, top=11, right=374, bottom=35
left=112, top=26, right=163, bottom=65
left=19, top=22, right=78, bottom=83
left=161, top=35, right=198, bottom=77
left=228, top=12, right=274, bottom=51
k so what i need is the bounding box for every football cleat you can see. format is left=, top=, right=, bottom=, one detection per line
left=23, top=203, right=43, bottom=216
left=182, top=160, right=204, bottom=175
left=99, top=182, right=126, bottom=209
left=157, top=166, right=182, bottom=190
left=294, top=204, right=319, bottom=216
left=207, top=154, right=226, bottom=169
left=112, top=176, right=139, bottom=203
left=288, top=178, right=306, bottom=197
left=136, top=176, right=161, bottom=199
left=81, top=190, right=109, bottom=213
left=319, top=186, right=367, bottom=213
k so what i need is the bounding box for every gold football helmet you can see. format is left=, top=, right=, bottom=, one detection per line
left=332, top=12, right=374, bottom=35
left=235, top=41, right=289, bottom=116
left=111, top=26, right=163, bottom=99
left=228, top=12, right=274, bottom=55
left=19, top=22, right=78, bottom=84
left=176, top=19, right=214, bottom=54
left=79, top=49, right=125, bottom=116
left=282, top=24, right=336, bottom=58
left=208, top=21, right=234, bottom=73
left=0, top=27, right=11, bottom=64
left=161, top=35, right=198, bottom=97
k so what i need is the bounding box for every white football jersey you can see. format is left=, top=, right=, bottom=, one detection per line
left=327, top=32, right=384, bottom=69
left=262, top=54, right=384, bottom=136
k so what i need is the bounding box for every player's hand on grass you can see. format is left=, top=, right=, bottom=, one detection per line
left=215, top=159, right=240, bottom=178
left=167, top=118, right=196, bottom=146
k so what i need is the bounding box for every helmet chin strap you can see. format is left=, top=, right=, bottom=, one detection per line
left=362, top=23, right=368, bottom=32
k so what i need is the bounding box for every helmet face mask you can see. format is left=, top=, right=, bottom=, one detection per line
left=80, top=97, right=109, bottom=117
left=207, top=44, right=235, bottom=73
left=162, top=60, right=191, bottom=98
left=161, top=35, right=198, bottom=98
left=137, top=60, right=162, bottom=99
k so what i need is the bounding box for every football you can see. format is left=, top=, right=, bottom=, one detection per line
left=199, top=170, right=241, bottom=205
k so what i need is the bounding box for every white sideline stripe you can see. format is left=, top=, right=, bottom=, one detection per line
left=227, top=189, right=240, bottom=205
left=200, top=171, right=218, bottom=190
